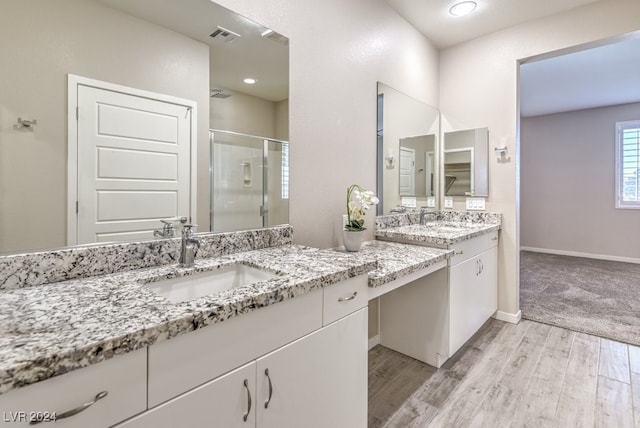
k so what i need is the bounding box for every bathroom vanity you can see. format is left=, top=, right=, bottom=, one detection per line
left=374, top=211, right=501, bottom=367
left=0, top=213, right=499, bottom=427
left=0, top=227, right=375, bottom=427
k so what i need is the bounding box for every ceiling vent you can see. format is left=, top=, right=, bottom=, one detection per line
left=211, top=89, right=232, bottom=99
left=210, top=26, right=241, bottom=43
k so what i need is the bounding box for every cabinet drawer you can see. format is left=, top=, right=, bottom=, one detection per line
left=322, top=275, right=369, bottom=325
left=448, top=230, right=498, bottom=266
left=0, top=348, right=146, bottom=428
left=148, top=288, right=323, bottom=407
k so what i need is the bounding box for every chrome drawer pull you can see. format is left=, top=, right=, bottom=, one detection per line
left=264, top=369, right=273, bottom=409
left=30, top=391, right=108, bottom=425
left=491, top=237, right=498, bottom=241
left=243, top=379, right=252, bottom=422
left=455, top=250, right=464, bottom=255
left=338, top=292, right=358, bottom=302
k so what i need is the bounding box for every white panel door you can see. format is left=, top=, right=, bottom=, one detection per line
left=75, top=83, right=193, bottom=244
left=399, top=147, right=415, bottom=196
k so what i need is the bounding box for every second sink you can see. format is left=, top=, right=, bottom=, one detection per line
left=148, top=264, right=277, bottom=303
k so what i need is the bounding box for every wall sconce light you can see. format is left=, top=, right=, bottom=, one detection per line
left=385, top=154, right=395, bottom=168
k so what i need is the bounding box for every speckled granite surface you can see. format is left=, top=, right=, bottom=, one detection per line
left=376, top=211, right=501, bottom=246
left=0, top=226, right=293, bottom=290
left=376, top=210, right=501, bottom=229
left=0, top=244, right=376, bottom=395
left=334, top=241, right=451, bottom=287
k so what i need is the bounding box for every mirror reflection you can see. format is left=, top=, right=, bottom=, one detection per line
left=399, top=135, right=436, bottom=198
left=443, top=128, right=489, bottom=197
left=377, top=82, right=440, bottom=214
left=0, top=0, right=289, bottom=255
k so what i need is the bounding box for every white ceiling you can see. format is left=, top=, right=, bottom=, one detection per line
left=98, top=0, right=289, bottom=102
left=520, top=36, right=640, bottom=117
left=384, top=0, right=640, bottom=117
left=383, top=0, right=602, bottom=48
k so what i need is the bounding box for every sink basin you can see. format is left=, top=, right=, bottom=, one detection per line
left=148, top=264, right=276, bottom=303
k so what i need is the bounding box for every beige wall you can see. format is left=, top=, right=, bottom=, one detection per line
left=0, top=0, right=210, bottom=253
left=521, top=102, right=640, bottom=259
left=215, top=0, right=440, bottom=249
left=210, top=89, right=280, bottom=139
left=440, top=0, right=640, bottom=318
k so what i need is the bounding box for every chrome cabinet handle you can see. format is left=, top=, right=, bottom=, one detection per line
left=480, top=259, right=484, bottom=274
left=264, top=369, right=273, bottom=409
left=242, top=379, right=252, bottom=422
left=338, top=291, right=358, bottom=302
left=476, top=260, right=480, bottom=276
left=30, top=391, right=108, bottom=425
left=455, top=250, right=464, bottom=255
left=491, top=237, right=498, bottom=241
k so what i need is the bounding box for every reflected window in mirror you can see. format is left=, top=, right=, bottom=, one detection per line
left=377, top=82, right=440, bottom=214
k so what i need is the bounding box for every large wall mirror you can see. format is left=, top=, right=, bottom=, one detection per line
left=377, top=82, right=440, bottom=214
left=0, top=0, right=289, bottom=255
left=443, top=128, right=489, bottom=197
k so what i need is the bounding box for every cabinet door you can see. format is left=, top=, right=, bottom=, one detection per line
left=477, top=246, right=498, bottom=321
left=116, top=361, right=256, bottom=428
left=449, top=254, right=482, bottom=355
left=256, top=308, right=368, bottom=428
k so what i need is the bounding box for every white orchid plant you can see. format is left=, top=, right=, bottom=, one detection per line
left=345, top=184, right=379, bottom=232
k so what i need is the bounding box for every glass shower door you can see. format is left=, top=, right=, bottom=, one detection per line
left=210, top=130, right=289, bottom=233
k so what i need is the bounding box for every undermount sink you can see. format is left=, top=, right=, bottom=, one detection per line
left=148, top=264, right=277, bottom=303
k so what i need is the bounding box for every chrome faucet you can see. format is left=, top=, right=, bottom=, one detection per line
left=419, top=207, right=436, bottom=226
left=179, top=224, right=200, bottom=267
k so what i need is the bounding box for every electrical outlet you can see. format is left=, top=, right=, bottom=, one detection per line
left=466, top=198, right=486, bottom=210
left=426, top=196, right=436, bottom=208
left=401, top=197, right=417, bottom=208
left=444, top=197, right=454, bottom=209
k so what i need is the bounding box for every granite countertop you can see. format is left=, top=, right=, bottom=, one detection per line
left=376, top=220, right=500, bottom=247
left=0, top=244, right=377, bottom=395
left=334, top=241, right=452, bottom=287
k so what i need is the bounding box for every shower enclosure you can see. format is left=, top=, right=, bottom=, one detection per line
left=210, top=130, right=289, bottom=232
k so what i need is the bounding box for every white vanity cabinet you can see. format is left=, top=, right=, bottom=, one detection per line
left=117, top=361, right=257, bottom=428
left=449, top=235, right=498, bottom=355
left=0, top=348, right=146, bottom=428
left=380, top=230, right=498, bottom=368
left=256, top=308, right=367, bottom=428
left=116, top=275, right=368, bottom=428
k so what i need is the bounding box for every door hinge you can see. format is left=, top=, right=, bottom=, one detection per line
left=76, top=201, right=79, bottom=214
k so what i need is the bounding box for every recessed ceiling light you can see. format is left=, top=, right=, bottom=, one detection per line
left=243, top=78, right=257, bottom=85
left=449, top=1, right=477, bottom=17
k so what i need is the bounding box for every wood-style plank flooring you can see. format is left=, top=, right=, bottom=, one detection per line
left=368, top=319, right=640, bottom=427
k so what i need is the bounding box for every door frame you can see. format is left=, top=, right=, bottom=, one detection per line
left=67, top=74, right=198, bottom=246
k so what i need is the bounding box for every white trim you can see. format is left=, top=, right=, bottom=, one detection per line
left=493, top=310, right=521, bottom=324
left=521, top=246, right=640, bottom=265
left=615, top=120, right=640, bottom=209
left=368, top=335, right=380, bottom=351
left=67, top=74, right=198, bottom=245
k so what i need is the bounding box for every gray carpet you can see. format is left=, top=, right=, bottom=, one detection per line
left=520, top=251, right=640, bottom=346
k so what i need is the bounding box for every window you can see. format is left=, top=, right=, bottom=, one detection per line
left=616, top=120, right=640, bottom=208
left=281, top=143, right=289, bottom=200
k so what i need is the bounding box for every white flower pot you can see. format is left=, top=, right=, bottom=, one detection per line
left=343, top=230, right=365, bottom=252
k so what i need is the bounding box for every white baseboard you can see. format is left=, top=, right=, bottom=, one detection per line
left=368, top=335, right=380, bottom=350
left=521, top=246, right=640, bottom=265
left=493, top=310, right=521, bottom=324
